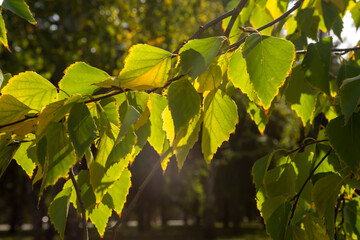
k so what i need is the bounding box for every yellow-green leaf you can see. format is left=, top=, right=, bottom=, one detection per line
left=118, top=44, right=172, bottom=90
left=48, top=187, right=72, bottom=239
left=178, top=37, right=226, bottom=79
left=13, top=141, right=36, bottom=178
left=1, top=72, right=57, bottom=110
left=243, top=34, right=295, bottom=109
left=40, top=122, right=77, bottom=195
left=0, top=12, right=9, bottom=50
left=228, top=48, right=260, bottom=104
left=193, top=61, right=222, bottom=93
left=0, top=94, right=31, bottom=126
left=58, top=62, right=109, bottom=100
left=202, top=90, right=238, bottom=164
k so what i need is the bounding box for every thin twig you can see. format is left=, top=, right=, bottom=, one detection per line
left=296, top=46, right=360, bottom=55
left=84, top=89, right=125, bottom=104
left=224, top=0, right=248, bottom=37
left=288, top=148, right=332, bottom=225
left=284, top=139, right=329, bottom=156
left=226, top=0, right=305, bottom=51
left=173, top=1, right=248, bottom=54
left=0, top=115, right=38, bottom=129
left=69, top=168, right=89, bottom=240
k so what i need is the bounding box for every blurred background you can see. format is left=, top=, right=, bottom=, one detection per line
left=0, top=0, right=305, bottom=239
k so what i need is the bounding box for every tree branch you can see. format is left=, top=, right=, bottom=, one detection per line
left=288, top=148, right=332, bottom=225
left=69, top=168, right=89, bottom=240
left=224, top=0, right=249, bottom=37
left=296, top=46, right=360, bottom=55
left=227, top=0, right=305, bottom=51
left=0, top=115, right=38, bottom=129
left=173, top=0, right=248, bottom=54
left=284, top=139, right=329, bottom=156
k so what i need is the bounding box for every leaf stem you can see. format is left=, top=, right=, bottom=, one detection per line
left=69, top=168, right=89, bottom=240
left=288, top=148, right=332, bottom=225
left=226, top=0, right=305, bottom=51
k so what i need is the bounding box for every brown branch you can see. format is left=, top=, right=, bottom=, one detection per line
left=84, top=89, right=125, bottom=104
left=0, top=115, right=38, bottom=129
left=69, top=168, right=89, bottom=240
left=227, top=0, right=305, bottom=51
left=288, top=148, right=332, bottom=225
left=296, top=46, right=360, bottom=55
left=284, top=139, right=329, bottom=156
left=109, top=147, right=172, bottom=239
left=173, top=0, right=249, bottom=54
left=224, top=0, right=249, bottom=37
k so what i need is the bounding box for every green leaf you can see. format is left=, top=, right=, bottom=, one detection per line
left=40, top=122, right=76, bottom=194
left=48, top=187, right=72, bottom=239
left=312, top=173, right=342, bottom=237
left=242, top=95, right=270, bottom=134
left=261, top=195, right=291, bottom=240
left=202, top=90, right=238, bottom=164
left=173, top=112, right=202, bottom=169
left=339, top=75, right=360, bottom=124
left=2, top=0, right=36, bottom=24
left=285, top=66, right=317, bottom=126
left=68, top=170, right=96, bottom=214
left=125, top=91, right=150, bottom=130
left=250, top=5, right=274, bottom=36
left=98, top=98, right=120, bottom=128
left=350, top=2, right=360, bottom=30
left=68, top=102, right=97, bottom=158
left=106, top=127, right=136, bottom=169
left=1, top=72, right=57, bottom=111
left=228, top=48, right=259, bottom=104
left=58, top=62, right=109, bottom=100
left=303, top=215, right=329, bottom=240
left=252, top=153, right=273, bottom=191
left=326, top=113, right=360, bottom=169
left=179, top=36, right=226, bottom=79
left=193, top=61, right=222, bottom=93
left=168, top=79, right=200, bottom=133
left=0, top=12, right=9, bottom=50
left=302, top=37, right=332, bottom=94
left=107, top=169, right=131, bottom=215
left=116, top=105, right=140, bottom=145
left=0, top=70, right=11, bottom=89
left=291, top=151, right=313, bottom=202
left=336, top=61, right=360, bottom=88
left=321, top=1, right=341, bottom=34
left=88, top=194, right=112, bottom=238
left=266, top=201, right=291, bottom=240
left=344, top=198, right=360, bottom=238
left=242, top=34, right=295, bottom=109
left=0, top=133, right=17, bottom=177
left=285, top=225, right=308, bottom=240
left=0, top=95, right=31, bottom=126
left=13, top=141, right=36, bottom=178
left=148, top=93, right=167, bottom=154
left=117, top=44, right=172, bottom=90
left=264, top=163, right=297, bottom=198
left=89, top=124, right=129, bottom=203
left=36, top=95, right=83, bottom=140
